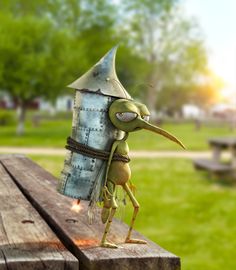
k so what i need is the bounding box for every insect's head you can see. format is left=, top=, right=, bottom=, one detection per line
left=109, top=99, right=185, bottom=149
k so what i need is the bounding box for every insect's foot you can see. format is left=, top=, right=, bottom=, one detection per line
left=125, top=238, right=147, bottom=244
left=100, top=241, right=118, bottom=248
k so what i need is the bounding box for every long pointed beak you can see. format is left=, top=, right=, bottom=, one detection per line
left=138, top=119, right=185, bottom=149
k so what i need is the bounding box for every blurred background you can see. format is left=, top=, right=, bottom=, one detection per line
left=0, top=0, right=236, bottom=269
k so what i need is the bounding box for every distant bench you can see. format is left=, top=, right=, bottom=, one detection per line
left=194, top=159, right=231, bottom=172
left=193, top=137, right=236, bottom=179
left=0, top=155, right=180, bottom=270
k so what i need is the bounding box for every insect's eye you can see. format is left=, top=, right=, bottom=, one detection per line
left=142, top=115, right=150, bottom=122
left=116, top=112, right=138, bottom=122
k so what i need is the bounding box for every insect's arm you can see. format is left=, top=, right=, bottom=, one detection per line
left=104, top=140, right=120, bottom=185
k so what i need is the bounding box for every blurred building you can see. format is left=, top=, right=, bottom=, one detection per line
left=182, top=104, right=205, bottom=119
left=39, top=95, right=73, bottom=112
left=0, top=92, right=14, bottom=109
left=0, top=93, right=73, bottom=112
left=210, top=103, right=236, bottom=118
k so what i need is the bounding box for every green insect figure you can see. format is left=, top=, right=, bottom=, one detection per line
left=58, top=46, right=185, bottom=249
left=101, top=99, right=185, bottom=248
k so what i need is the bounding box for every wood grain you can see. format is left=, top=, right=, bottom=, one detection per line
left=0, top=161, right=78, bottom=270
left=0, top=155, right=181, bottom=270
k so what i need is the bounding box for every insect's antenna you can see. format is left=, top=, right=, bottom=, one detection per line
left=133, top=82, right=154, bottom=89
left=129, top=83, right=154, bottom=100
left=106, top=78, right=129, bottom=99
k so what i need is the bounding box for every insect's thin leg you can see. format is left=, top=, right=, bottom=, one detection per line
left=101, top=182, right=118, bottom=248
left=123, top=183, right=147, bottom=244
left=101, top=181, right=113, bottom=224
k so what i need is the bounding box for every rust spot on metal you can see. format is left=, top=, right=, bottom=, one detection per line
left=93, top=71, right=99, bottom=77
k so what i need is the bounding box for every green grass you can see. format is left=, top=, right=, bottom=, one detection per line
left=1, top=119, right=236, bottom=150
left=129, top=122, right=236, bottom=150
left=0, top=120, right=71, bottom=147
left=30, top=155, right=236, bottom=270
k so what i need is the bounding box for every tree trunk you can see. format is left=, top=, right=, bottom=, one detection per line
left=146, top=70, right=158, bottom=119
left=146, top=53, right=158, bottom=118
left=146, top=82, right=156, bottom=114
left=16, top=102, right=26, bottom=136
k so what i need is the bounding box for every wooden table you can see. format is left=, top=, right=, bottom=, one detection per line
left=0, top=155, right=180, bottom=270
left=193, top=137, right=236, bottom=178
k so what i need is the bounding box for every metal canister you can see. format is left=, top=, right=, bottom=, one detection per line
left=58, top=90, right=123, bottom=201
left=58, top=46, right=131, bottom=203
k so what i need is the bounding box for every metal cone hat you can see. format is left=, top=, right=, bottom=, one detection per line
left=68, top=46, right=132, bottom=99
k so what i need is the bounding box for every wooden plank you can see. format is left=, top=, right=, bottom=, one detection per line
left=0, top=155, right=180, bottom=270
left=193, top=159, right=231, bottom=172
left=0, top=162, right=79, bottom=270
left=208, top=137, right=236, bottom=148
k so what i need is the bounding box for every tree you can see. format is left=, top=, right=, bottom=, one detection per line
left=0, top=0, right=123, bottom=135
left=0, top=0, right=219, bottom=134
left=0, top=13, right=85, bottom=135
left=120, top=1, right=210, bottom=115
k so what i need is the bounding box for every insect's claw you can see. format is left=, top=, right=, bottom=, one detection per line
left=100, top=241, right=118, bottom=248
left=125, top=238, right=147, bottom=244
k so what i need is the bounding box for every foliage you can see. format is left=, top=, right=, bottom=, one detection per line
left=0, top=0, right=121, bottom=134
left=30, top=155, right=236, bottom=270
left=120, top=1, right=213, bottom=114
left=0, top=110, right=15, bottom=126
left=0, top=14, right=71, bottom=102
left=0, top=11, right=85, bottom=134
left=0, top=0, right=223, bottom=131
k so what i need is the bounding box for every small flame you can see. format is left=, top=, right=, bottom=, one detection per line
left=71, top=199, right=81, bottom=213
left=74, top=238, right=98, bottom=247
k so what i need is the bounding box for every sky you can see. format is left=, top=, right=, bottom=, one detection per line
left=183, top=0, right=236, bottom=100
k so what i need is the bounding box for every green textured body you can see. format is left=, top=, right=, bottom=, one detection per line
left=108, top=140, right=131, bottom=186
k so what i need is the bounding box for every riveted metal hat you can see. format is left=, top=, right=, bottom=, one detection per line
left=67, top=46, right=132, bottom=100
